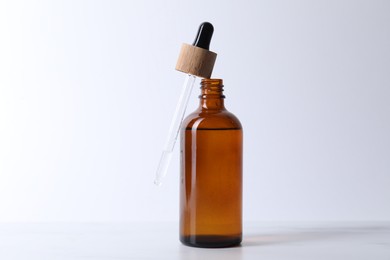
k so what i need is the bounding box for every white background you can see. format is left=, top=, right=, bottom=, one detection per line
left=0, top=0, right=389, bottom=223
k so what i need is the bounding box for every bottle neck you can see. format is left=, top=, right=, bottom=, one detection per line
left=199, top=79, right=225, bottom=110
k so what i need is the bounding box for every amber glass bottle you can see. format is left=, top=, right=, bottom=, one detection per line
left=180, top=78, right=243, bottom=248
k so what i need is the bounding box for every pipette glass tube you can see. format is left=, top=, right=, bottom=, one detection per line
left=154, top=22, right=217, bottom=185
left=154, top=74, right=196, bottom=186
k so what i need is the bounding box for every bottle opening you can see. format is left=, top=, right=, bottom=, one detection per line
left=201, top=78, right=223, bottom=86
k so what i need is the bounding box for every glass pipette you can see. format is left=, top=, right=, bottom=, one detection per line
left=154, top=74, right=196, bottom=186
left=154, top=22, right=217, bottom=186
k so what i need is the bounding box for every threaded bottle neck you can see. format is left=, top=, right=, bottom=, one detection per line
left=199, top=79, right=225, bottom=110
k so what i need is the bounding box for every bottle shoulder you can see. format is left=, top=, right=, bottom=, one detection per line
left=182, top=109, right=242, bottom=130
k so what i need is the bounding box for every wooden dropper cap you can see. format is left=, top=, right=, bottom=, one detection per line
left=175, top=22, right=217, bottom=79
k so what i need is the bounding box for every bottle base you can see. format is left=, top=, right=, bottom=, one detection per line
left=180, top=235, right=242, bottom=248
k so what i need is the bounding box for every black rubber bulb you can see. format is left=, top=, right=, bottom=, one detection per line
left=192, top=22, right=214, bottom=50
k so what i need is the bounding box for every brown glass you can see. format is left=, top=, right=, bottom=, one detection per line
left=180, top=79, right=243, bottom=248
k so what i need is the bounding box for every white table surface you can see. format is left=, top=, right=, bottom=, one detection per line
left=0, top=222, right=389, bottom=259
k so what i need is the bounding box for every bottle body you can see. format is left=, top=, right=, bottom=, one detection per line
left=179, top=79, right=242, bottom=248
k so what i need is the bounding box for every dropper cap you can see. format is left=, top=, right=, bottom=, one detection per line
left=175, top=22, right=217, bottom=78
